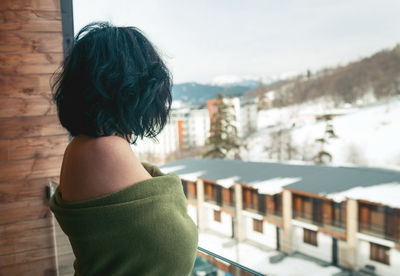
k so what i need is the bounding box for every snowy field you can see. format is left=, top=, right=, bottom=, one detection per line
left=246, top=96, right=400, bottom=170
left=199, top=229, right=342, bottom=276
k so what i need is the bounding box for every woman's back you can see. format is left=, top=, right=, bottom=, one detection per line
left=59, top=135, right=152, bottom=203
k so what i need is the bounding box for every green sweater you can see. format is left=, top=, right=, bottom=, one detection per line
left=49, top=162, right=199, bottom=276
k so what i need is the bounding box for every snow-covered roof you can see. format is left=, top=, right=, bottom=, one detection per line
left=326, top=182, right=400, bottom=208
left=249, top=178, right=302, bottom=195
left=160, top=158, right=400, bottom=206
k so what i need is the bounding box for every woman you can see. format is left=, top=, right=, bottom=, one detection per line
left=49, top=22, right=199, bottom=275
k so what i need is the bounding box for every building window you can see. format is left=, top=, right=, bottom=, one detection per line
left=370, top=242, right=390, bottom=265
left=188, top=181, right=197, bottom=199
left=181, top=180, right=188, bottom=198
left=253, top=218, right=263, bottom=233
left=204, top=182, right=222, bottom=205
left=222, top=187, right=235, bottom=207
left=213, top=210, right=221, bottom=222
left=332, top=201, right=345, bottom=228
left=303, top=229, right=318, bottom=246
left=258, top=194, right=266, bottom=215
left=242, top=187, right=258, bottom=211
left=359, top=202, right=400, bottom=241
left=273, top=193, right=282, bottom=216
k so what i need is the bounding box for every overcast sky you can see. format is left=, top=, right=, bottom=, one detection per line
left=73, top=0, right=400, bottom=84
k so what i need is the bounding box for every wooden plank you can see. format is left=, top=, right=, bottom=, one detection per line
left=0, top=10, right=61, bottom=32
left=0, top=177, right=60, bottom=203
left=0, top=53, right=63, bottom=75
left=0, top=246, right=55, bottom=267
left=0, top=94, right=56, bottom=118
left=0, top=75, right=54, bottom=96
left=266, top=195, right=275, bottom=213
left=188, top=181, right=196, bottom=198
left=0, top=217, right=52, bottom=236
left=0, top=0, right=60, bottom=11
left=0, top=116, right=65, bottom=139
left=0, top=31, right=62, bottom=53
left=0, top=199, right=52, bottom=225
left=0, top=256, right=57, bottom=276
left=323, top=201, right=333, bottom=225
left=0, top=225, right=54, bottom=256
left=0, top=135, right=67, bottom=162
left=0, top=155, right=62, bottom=183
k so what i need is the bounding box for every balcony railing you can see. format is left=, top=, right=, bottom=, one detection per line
left=359, top=222, right=400, bottom=242
left=243, top=205, right=282, bottom=218
left=194, top=246, right=266, bottom=276
left=293, top=210, right=345, bottom=231
left=293, top=210, right=313, bottom=222
left=204, top=194, right=235, bottom=208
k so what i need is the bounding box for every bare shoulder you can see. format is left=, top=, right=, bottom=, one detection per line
left=60, top=135, right=152, bottom=202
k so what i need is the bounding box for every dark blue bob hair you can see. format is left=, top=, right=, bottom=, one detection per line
left=52, top=22, right=172, bottom=144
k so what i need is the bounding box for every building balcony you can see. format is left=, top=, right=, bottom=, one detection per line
left=243, top=206, right=283, bottom=223
left=293, top=211, right=345, bottom=235
left=359, top=222, right=400, bottom=243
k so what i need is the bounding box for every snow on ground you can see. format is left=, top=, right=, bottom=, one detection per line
left=199, top=229, right=342, bottom=276
left=249, top=96, right=400, bottom=170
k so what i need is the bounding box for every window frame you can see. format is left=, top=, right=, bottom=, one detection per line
left=213, top=209, right=221, bottom=222
left=370, top=242, right=390, bottom=265
left=303, top=228, right=318, bottom=246
left=252, top=218, right=263, bottom=233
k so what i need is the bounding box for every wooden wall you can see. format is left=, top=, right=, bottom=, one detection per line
left=0, top=0, right=69, bottom=275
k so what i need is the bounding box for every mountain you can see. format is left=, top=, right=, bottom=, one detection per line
left=268, top=44, right=400, bottom=107
left=172, top=82, right=252, bottom=105
left=210, top=75, right=261, bottom=88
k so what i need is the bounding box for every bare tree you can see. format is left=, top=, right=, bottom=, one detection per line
left=266, top=123, right=298, bottom=161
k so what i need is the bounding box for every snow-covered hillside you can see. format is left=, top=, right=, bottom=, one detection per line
left=245, top=96, right=400, bottom=170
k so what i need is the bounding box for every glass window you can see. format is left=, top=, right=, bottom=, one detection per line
left=370, top=242, right=390, bottom=265
left=303, top=229, right=318, bottom=246
left=253, top=218, right=263, bottom=233
left=213, top=209, right=221, bottom=222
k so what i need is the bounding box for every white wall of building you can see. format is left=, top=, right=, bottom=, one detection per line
left=186, top=108, right=210, bottom=147
left=239, top=97, right=258, bottom=138
left=187, top=204, right=198, bottom=226
left=203, top=203, right=233, bottom=237
left=242, top=211, right=277, bottom=249
left=357, top=236, right=400, bottom=276
left=132, top=118, right=178, bottom=160
left=292, top=223, right=332, bottom=263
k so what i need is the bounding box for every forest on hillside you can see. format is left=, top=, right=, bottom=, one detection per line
left=255, top=44, right=400, bottom=108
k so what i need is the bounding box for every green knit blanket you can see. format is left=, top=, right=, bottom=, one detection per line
left=50, top=162, right=199, bottom=276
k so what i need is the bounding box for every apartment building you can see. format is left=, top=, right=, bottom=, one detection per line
left=131, top=117, right=179, bottom=162
left=238, top=95, right=258, bottom=137
left=160, top=158, right=400, bottom=276
left=207, top=95, right=258, bottom=139
left=132, top=106, right=210, bottom=162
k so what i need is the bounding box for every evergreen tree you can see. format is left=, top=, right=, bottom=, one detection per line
left=203, top=93, right=241, bottom=159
